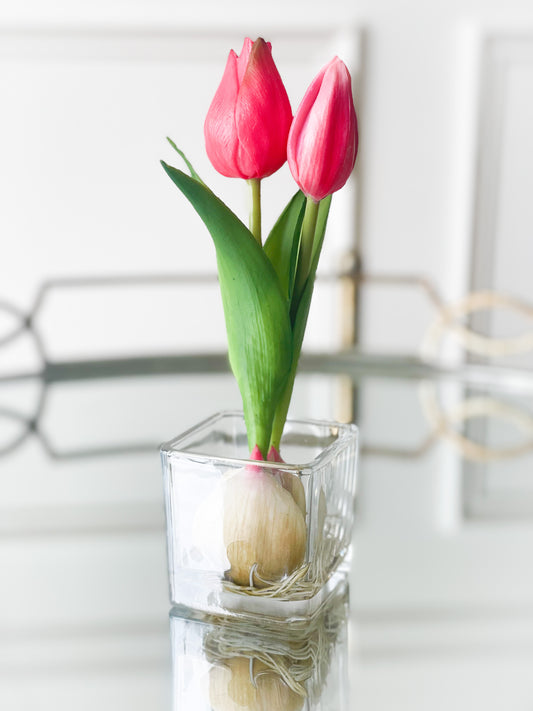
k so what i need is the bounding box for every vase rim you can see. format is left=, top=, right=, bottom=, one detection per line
left=160, top=410, right=358, bottom=471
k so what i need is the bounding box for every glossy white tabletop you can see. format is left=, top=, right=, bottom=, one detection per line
left=2, top=358, right=533, bottom=709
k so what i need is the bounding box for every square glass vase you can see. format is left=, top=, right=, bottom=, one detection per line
left=160, top=411, right=358, bottom=621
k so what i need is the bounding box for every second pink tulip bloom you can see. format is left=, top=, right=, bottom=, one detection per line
left=288, top=57, right=358, bottom=202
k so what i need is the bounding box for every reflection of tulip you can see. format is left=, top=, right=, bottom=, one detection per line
left=204, top=37, right=292, bottom=180
left=287, top=57, right=358, bottom=202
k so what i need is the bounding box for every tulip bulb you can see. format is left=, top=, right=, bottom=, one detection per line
left=273, top=470, right=306, bottom=518
left=223, top=466, right=306, bottom=587
left=267, top=445, right=306, bottom=517
left=209, top=657, right=304, bottom=711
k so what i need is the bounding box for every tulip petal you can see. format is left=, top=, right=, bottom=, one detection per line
left=313, top=60, right=357, bottom=195
left=287, top=64, right=325, bottom=185
left=235, top=38, right=292, bottom=179
left=204, top=49, right=242, bottom=178
left=236, top=37, right=253, bottom=84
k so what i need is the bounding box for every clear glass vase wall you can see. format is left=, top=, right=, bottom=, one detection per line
left=160, top=411, right=358, bottom=621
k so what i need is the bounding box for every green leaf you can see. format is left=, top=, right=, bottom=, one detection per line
left=162, top=161, right=293, bottom=455
left=264, top=191, right=306, bottom=301
left=269, top=195, right=332, bottom=450
left=166, top=139, right=204, bottom=184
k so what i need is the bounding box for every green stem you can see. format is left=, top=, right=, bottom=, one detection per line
left=292, top=196, right=320, bottom=310
left=247, top=178, right=262, bottom=246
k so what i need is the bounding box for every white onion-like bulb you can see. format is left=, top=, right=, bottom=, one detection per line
left=223, top=466, right=307, bottom=587
left=274, top=470, right=306, bottom=517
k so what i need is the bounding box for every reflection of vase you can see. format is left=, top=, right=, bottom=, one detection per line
left=161, top=411, right=358, bottom=620
left=170, top=571, right=349, bottom=710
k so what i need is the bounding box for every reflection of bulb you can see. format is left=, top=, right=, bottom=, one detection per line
left=223, top=466, right=306, bottom=587
left=209, top=657, right=304, bottom=711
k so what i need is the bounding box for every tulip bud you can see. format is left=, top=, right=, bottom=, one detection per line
left=287, top=57, right=358, bottom=202
left=204, top=38, right=292, bottom=180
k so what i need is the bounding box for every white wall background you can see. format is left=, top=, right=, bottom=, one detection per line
left=2, top=0, right=533, bottom=356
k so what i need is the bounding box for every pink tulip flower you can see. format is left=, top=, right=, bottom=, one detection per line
left=288, top=57, right=358, bottom=202
left=204, top=38, right=292, bottom=180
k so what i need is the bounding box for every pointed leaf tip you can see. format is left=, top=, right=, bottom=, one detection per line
left=164, top=139, right=204, bottom=183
